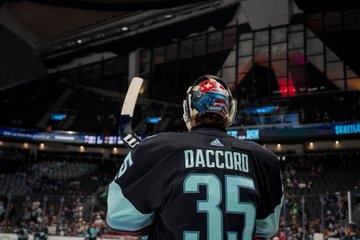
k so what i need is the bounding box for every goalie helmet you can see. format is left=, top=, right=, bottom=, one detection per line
left=183, top=75, right=237, bottom=130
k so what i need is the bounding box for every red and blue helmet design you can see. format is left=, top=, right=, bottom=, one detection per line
left=191, top=79, right=230, bottom=117
left=183, top=75, right=237, bottom=130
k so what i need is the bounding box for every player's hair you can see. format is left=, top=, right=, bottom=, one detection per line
left=183, top=74, right=237, bottom=130
left=193, top=112, right=228, bottom=129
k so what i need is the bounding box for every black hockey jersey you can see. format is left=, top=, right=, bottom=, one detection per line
left=107, top=127, right=284, bottom=240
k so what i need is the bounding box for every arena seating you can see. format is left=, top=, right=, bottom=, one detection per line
left=1, top=149, right=359, bottom=237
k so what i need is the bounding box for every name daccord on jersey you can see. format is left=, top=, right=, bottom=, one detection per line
left=184, top=149, right=249, bottom=173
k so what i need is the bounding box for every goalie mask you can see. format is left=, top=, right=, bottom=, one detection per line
left=183, top=75, right=237, bottom=130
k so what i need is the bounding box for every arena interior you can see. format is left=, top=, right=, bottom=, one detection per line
left=0, top=0, right=360, bottom=239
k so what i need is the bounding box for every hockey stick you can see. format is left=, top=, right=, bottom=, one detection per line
left=119, top=77, right=144, bottom=149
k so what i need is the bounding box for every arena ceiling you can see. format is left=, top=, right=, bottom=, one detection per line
left=1, top=0, right=359, bottom=68
left=2, top=0, right=359, bottom=45
left=0, top=0, right=239, bottom=67
left=5, top=1, right=134, bottom=43
left=1, top=0, right=211, bottom=45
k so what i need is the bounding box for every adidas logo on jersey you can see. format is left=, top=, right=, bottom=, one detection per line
left=210, top=138, right=224, bottom=147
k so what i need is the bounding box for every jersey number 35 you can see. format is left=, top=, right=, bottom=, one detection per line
left=183, top=173, right=256, bottom=240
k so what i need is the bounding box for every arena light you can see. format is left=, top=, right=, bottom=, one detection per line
left=308, top=142, right=314, bottom=150
left=276, top=144, right=281, bottom=151
left=335, top=140, right=340, bottom=149
left=23, top=143, right=29, bottom=149
left=39, top=143, right=45, bottom=150
left=139, top=86, right=145, bottom=94
left=80, top=146, right=85, bottom=152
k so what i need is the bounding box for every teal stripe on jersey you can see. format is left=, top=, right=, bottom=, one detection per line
left=107, top=181, right=154, bottom=231
left=255, top=201, right=282, bottom=238
left=255, top=182, right=284, bottom=238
